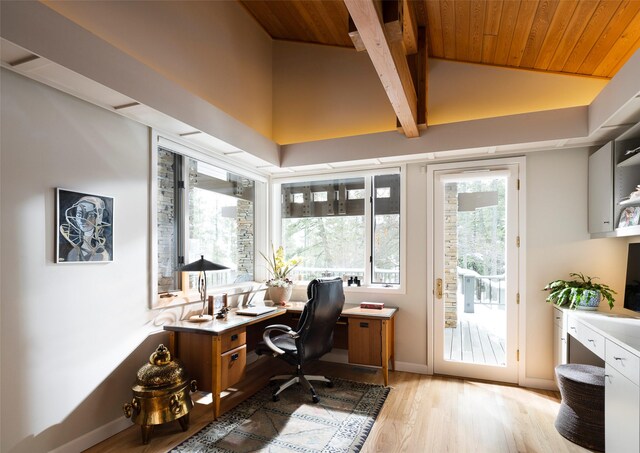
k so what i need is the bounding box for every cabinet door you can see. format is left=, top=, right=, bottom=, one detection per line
left=348, top=318, right=382, bottom=366
left=553, top=322, right=567, bottom=369
left=220, top=345, right=246, bottom=390
left=588, top=142, right=614, bottom=234
left=605, top=364, right=640, bottom=453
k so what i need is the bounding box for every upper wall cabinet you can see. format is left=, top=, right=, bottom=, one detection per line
left=588, top=142, right=614, bottom=234
left=589, top=123, right=640, bottom=238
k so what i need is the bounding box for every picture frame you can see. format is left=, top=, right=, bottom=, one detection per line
left=618, top=206, right=640, bottom=228
left=56, top=188, right=114, bottom=263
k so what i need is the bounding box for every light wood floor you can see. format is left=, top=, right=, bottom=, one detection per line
left=85, top=362, right=592, bottom=453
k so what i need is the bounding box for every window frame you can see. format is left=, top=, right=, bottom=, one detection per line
left=150, top=131, right=270, bottom=309
left=271, top=166, right=406, bottom=293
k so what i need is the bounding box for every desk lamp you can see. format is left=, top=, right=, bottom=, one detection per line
left=180, top=255, right=228, bottom=322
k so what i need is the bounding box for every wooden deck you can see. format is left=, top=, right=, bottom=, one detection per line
left=445, top=319, right=506, bottom=366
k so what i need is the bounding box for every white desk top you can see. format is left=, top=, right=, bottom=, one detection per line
left=563, top=308, right=640, bottom=356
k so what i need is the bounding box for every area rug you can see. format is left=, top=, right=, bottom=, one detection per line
left=171, top=378, right=390, bottom=453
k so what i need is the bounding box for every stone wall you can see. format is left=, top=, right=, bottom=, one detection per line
left=236, top=197, right=254, bottom=280
left=444, top=183, right=458, bottom=328
left=157, top=148, right=177, bottom=293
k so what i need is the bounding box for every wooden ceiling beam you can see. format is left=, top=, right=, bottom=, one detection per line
left=348, top=16, right=366, bottom=52
left=345, top=0, right=419, bottom=138
left=402, top=0, right=418, bottom=55
left=351, top=1, right=418, bottom=55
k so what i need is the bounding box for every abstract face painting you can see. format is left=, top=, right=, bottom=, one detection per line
left=57, top=189, right=113, bottom=263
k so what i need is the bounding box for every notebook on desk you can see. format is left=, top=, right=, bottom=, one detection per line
left=235, top=306, right=278, bottom=316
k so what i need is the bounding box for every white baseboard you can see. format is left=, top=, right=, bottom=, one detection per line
left=519, top=376, right=558, bottom=391
left=394, top=361, right=430, bottom=374
left=49, top=416, right=131, bottom=453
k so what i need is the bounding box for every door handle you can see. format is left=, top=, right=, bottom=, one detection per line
left=436, top=278, right=443, bottom=299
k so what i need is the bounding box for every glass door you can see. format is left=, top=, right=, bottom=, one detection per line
left=432, top=164, right=520, bottom=383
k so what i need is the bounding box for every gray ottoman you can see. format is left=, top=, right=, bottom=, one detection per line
left=555, top=364, right=605, bottom=452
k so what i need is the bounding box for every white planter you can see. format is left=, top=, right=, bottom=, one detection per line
left=267, top=285, right=293, bottom=305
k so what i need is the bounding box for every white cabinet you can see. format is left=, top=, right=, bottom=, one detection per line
left=562, top=313, right=640, bottom=452
left=588, top=123, right=640, bottom=238
left=553, top=307, right=567, bottom=369
left=588, top=141, right=614, bottom=234
left=605, top=364, right=640, bottom=453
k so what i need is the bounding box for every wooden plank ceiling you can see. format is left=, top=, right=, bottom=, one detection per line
left=240, top=0, right=640, bottom=79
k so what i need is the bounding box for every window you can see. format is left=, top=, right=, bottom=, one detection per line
left=156, top=147, right=258, bottom=296
left=276, top=170, right=402, bottom=287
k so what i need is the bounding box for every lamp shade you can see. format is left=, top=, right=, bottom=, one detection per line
left=180, top=255, right=228, bottom=272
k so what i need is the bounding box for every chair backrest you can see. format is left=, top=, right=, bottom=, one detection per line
left=295, top=278, right=345, bottom=362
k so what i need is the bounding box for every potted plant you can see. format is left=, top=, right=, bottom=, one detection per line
left=543, top=272, right=616, bottom=310
left=260, top=245, right=300, bottom=305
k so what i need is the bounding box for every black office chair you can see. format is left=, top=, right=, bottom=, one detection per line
left=255, top=278, right=345, bottom=403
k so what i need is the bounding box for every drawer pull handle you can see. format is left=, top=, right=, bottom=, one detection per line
left=614, top=356, right=625, bottom=361
left=570, top=326, right=577, bottom=331
left=230, top=334, right=238, bottom=341
left=555, top=316, right=561, bottom=320
left=588, top=339, right=596, bottom=344
left=360, top=322, right=369, bottom=328
left=231, top=353, right=239, bottom=361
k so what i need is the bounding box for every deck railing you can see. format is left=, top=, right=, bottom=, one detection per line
left=291, top=267, right=400, bottom=285
left=459, top=269, right=505, bottom=312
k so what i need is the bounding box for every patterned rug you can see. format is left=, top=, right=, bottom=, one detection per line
left=171, top=378, right=390, bottom=453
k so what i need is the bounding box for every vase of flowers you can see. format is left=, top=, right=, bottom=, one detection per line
left=260, top=245, right=300, bottom=306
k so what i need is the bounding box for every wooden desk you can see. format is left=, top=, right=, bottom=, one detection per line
left=164, top=303, right=397, bottom=419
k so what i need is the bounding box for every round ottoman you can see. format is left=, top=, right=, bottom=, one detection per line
left=555, top=364, right=605, bottom=452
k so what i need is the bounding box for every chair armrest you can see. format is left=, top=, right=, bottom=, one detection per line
left=262, top=324, right=297, bottom=355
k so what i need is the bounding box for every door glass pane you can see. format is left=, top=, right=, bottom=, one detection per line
left=443, top=176, right=507, bottom=366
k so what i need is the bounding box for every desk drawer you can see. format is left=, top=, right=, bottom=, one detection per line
left=574, top=320, right=605, bottom=359
left=606, top=339, right=640, bottom=384
left=221, top=328, right=246, bottom=353
left=348, top=318, right=382, bottom=366
left=567, top=317, right=580, bottom=338
left=553, top=308, right=564, bottom=328
left=220, top=345, right=246, bottom=390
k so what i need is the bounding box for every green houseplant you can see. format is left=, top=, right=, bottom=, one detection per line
left=543, top=272, right=616, bottom=310
left=260, top=245, right=300, bottom=305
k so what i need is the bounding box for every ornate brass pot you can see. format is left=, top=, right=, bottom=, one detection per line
left=123, top=344, right=197, bottom=444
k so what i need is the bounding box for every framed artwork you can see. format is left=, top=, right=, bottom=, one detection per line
left=618, top=206, right=640, bottom=228
left=56, top=188, right=113, bottom=263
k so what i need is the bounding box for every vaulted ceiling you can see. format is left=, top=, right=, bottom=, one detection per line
left=241, top=0, right=640, bottom=79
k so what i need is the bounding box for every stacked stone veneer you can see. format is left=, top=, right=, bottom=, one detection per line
left=444, top=183, right=458, bottom=328
left=157, top=148, right=177, bottom=293
left=236, top=196, right=254, bottom=279
left=157, top=150, right=256, bottom=291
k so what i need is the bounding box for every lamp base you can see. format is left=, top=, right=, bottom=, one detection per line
left=188, top=314, right=213, bottom=323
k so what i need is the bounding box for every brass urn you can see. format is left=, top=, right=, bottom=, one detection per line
left=123, top=344, right=197, bottom=444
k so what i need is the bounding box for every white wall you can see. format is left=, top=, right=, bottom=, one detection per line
left=428, top=59, right=607, bottom=125
left=0, top=69, right=166, bottom=453
left=525, top=148, right=628, bottom=381
left=273, top=41, right=396, bottom=144
left=271, top=40, right=606, bottom=145
left=42, top=0, right=274, bottom=139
